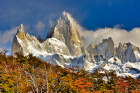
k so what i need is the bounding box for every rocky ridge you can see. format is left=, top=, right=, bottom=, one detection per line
left=116, top=42, right=140, bottom=62
left=12, top=26, right=70, bottom=57
left=87, top=37, right=115, bottom=60
left=86, top=37, right=140, bottom=63
left=12, top=24, right=28, bottom=56
left=46, top=12, right=87, bottom=56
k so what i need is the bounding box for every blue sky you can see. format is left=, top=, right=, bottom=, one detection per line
left=0, top=0, right=140, bottom=54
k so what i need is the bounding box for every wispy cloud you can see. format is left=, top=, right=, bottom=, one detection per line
left=0, top=27, right=18, bottom=55
left=113, top=24, right=124, bottom=29
left=0, top=27, right=18, bottom=44
left=80, top=27, right=140, bottom=47
left=36, top=21, right=45, bottom=32
left=66, top=13, right=140, bottom=47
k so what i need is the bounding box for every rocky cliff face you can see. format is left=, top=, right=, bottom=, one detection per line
left=86, top=37, right=140, bottom=63
left=87, top=37, right=115, bottom=60
left=42, top=38, right=70, bottom=55
left=116, top=42, right=140, bottom=62
left=87, top=43, right=98, bottom=56
left=12, top=24, right=70, bottom=57
left=12, top=24, right=28, bottom=57
left=46, top=12, right=87, bottom=56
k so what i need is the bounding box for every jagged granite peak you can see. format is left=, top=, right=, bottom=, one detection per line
left=46, top=12, right=87, bottom=56
left=94, top=37, right=116, bottom=59
left=26, top=32, right=30, bottom=37
left=16, top=24, right=26, bottom=40
left=115, top=43, right=126, bottom=62
left=12, top=24, right=70, bottom=56
left=46, top=12, right=69, bottom=39
left=116, top=42, right=140, bottom=62
left=102, top=37, right=115, bottom=46
left=37, top=35, right=44, bottom=43
left=12, top=24, right=28, bottom=56
left=87, top=42, right=98, bottom=56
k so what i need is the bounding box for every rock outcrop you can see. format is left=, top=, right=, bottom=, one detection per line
left=87, top=43, right=98, bottom=56
left=42, top=38, right=70, bottom=55
left=116, top=42, right=140, bottom=62
left=87, top=37, right=140, bottom=62
left=95, top=37, right=116, bottom=59
left=12, top=24, right=28, bottom=57
left=46, top=12, right=87, bottom=56
left=12, top=24, right=70, bottom=57
left=87, top=37, right=116, bottom=60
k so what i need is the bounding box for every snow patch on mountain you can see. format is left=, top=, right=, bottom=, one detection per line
left=16, top=34, right=140, bottom=78
left=134, top=51, right=140, bottom=61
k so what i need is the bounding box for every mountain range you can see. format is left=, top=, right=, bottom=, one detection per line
left=11, top=12, right=140, bottom=78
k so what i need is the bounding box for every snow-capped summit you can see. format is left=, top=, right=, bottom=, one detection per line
left=86, top=37, right=140, bottom=63
left=87, top=37, right=115, bottom=60
left=116, top=42, right=140, bottom=62
left=17, top=24, right=24, bottom=32
left=87, top=43, right=98, bottom=56
left=62, top=11, right=67, bottom=15
left=16, top=24, right=26, bottom=40
left=47, top=12, right=87, bottom=56
left=47, top=12, right=71, bottom=39
left=12, top=24, right=28, bottom=56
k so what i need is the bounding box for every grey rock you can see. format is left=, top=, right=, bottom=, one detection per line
left=116, top=42, right=140, bottom=62
left=53, top=54, right=71, bottom=66
left=46, top=12, right=87, bottom=56
left=12, top=24, right=28, bottom=57
left=91, top=37, right=116, bottom=60
left=87, top=43, right=98, bottom=56
left=12, top=24, right=70, bottom=57
left=42, top=38, right=70, bottom=55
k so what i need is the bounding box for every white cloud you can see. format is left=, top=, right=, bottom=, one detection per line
left=80, top=27, right=140, bottom=48
left=114, top=24, right=124, bottom=29
left=0, top=27, right=18, bottom=44
left=36, top=21, right=45, bottom=31
left=66, top=13, right=140, bottom=48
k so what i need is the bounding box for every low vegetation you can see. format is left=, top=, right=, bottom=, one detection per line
left=0, top=51, right=140, bottom=93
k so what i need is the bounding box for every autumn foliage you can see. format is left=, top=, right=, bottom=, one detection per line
left=0, top=52, right=140, bottom=93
